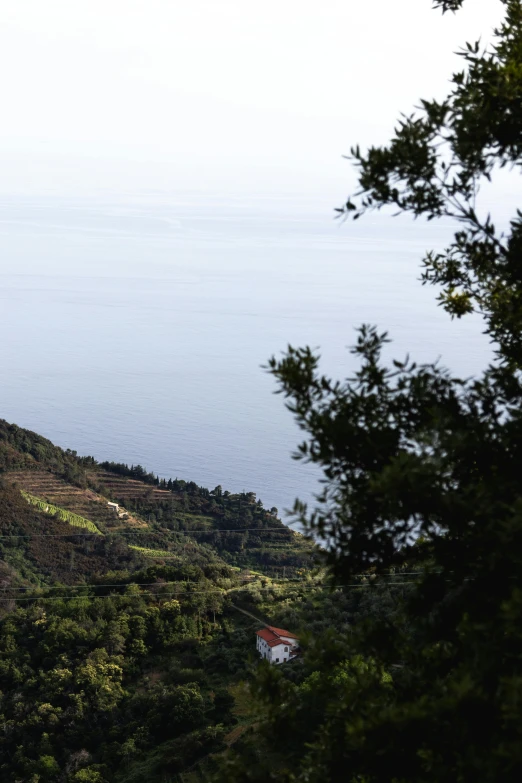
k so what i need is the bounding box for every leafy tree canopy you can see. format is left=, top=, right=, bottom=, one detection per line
left=217, top=2, right=522, bottom=782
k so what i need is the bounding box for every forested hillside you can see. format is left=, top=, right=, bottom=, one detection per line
left=0, top=418, right=326, bottom=781
left=0, top=418, right=316, bottom=583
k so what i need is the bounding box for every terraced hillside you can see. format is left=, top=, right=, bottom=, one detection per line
left=6, top=470, right=148, bottom=530
left=1, top=418, right=318, bottom=577
left=93, top=468, right=172, bottom=503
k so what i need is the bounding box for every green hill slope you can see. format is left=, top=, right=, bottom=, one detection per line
left=0, top=418, right=316, bottom=584
left=0, top=418, right=321, bottom=783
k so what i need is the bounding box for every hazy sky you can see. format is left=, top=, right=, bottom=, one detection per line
left=0, top=0, right=503, bottom=197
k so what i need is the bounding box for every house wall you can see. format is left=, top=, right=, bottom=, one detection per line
left=257, top=635, right=270, bottom=660
left=256, top=633, right=296, bottom=665
left=277, top=634, right=297, bottom=646
left=270, top=643, right=287, bottom=664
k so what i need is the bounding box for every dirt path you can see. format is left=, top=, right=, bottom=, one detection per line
left=230, top=603, right=270, bottom=627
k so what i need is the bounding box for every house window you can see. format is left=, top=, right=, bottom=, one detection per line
left=275, top=658, right=279, bottom=662
left=284, top=647, right=288, bottom=652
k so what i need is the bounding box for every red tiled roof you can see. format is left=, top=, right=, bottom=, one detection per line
left=267, top=626, right=299, bottom=639
left=256, top=628, right=278, bottom=643
left=256, top=627, right=298, bottom=648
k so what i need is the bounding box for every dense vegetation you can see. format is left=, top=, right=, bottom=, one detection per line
left=0, top=420, right=322, bottom=781
left=215, top=2, right=522, bottom=782
left=0, top=536, right=409, bottom=783
left=0, top=418, right=324, bottom=780
left=0, top=420, right=95, bottom=485
left=0, top=589, right=230, bottom=782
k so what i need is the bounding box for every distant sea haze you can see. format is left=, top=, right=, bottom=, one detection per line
left=0, top=193, right=490, bottom=518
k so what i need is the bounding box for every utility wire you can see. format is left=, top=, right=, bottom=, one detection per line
left=1, top=578, right=256, bottom=591
left=0, top=580, right=418, bottom=603
left=0, top=573, right=427, bottom=592
left=0, top=590, right=230, bottom=603
left=0, top=527, right=302, bottom=539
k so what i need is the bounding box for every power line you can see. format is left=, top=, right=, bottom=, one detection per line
left=0, top=573, right=426, bottom=592
left=0, top=584, right=260, bottom=602
left=0, top=590, right=228, bottom=603
left=0, top=527, right=302, bottom=539
left=0, top=579, right=418, bottom=603
left=1, top=578, right=255, bottom=591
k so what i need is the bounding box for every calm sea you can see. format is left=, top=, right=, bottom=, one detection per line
left=0, top=193, right=490, bottom=517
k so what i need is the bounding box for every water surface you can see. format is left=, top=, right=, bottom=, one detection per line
left=0, top=193, right=490, bottom=515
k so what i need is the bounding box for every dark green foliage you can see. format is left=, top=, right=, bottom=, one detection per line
left=339, top=0, right=522, bottom=364
left=433, top=0, right=465, bottom=11
left=95, top=478, right=315, bottom=575
left=0, top=591, right=231, bottom=782
left=0, top=421, right=316, bottom=779
left=216, top=3, right=522, bottom=782
left=114, top=728, right=225, bottom=783
left=0, top=420, right=95, bottom=482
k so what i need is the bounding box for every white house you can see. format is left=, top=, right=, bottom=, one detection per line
left=107, top=501, right=129, bottom=519
left=255, top=625, right=299, bottom=665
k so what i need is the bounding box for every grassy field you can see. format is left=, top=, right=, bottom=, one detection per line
left=128, top=544, right=180, bottom=559
left=20, top=490, right=103, bottom=534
